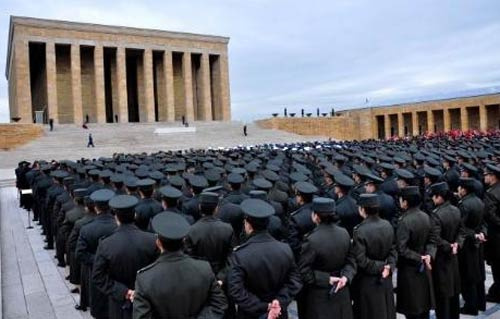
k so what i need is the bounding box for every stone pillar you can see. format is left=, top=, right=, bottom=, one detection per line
left=412, top=111, right=419, bottom=136
left=479, top=104, right=487, bottom=131
left=182, top=52, right=195, bottom=122
left=427, top=110, right=435, bottom=133
left=94, top=45, right=106, bottom=123
left=460, top=107, right=469, bottom=131
left=143, top=48, right=155, bottom=122
left=200, top=53, right=213, bottom=121
left=13, top=40, right=32, bottom=123
left=116, top=47, right=128, bottom=123
left=219, top=54, right=231, bottom=121
left=384, top=114, right=391, bottom=138
left=163, top=51, right=175, bottom=121
left=46, top=41, right=58, bottom=123
left=397, top=113, right=404, bottom=137
left=70, top=44, right=83, bottom=124
left=443, top=108, right=451, bottom=132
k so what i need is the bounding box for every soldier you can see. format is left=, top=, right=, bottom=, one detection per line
left=396, top=186, right=437, bottom=319
left=484, top=164, right=500, bottom=303
left=429, top=182, right=462, bottom=319
left=182, top=175, right=209, bottom=221
left=134, top=178, right=163, bottom=231
left=457, top=177, right=487, bottom=315
left=185, top=192, right=234, bottom=280
left=92, top=195, right=158, bottom=319
left=75, top=189, right=117, bottom=319
left=333, top=174, right=361, bottom=237
left=288, top=181, right=318, bottom=257
left=363, top=173, right=398, bottom=226
left=44, top=170, right=68, bottom=249
left=133, top=212, right=228, bottom=318
left=442, top=155, right=460, bottom=192
left=227, top=199, right=302, bottom=319
left=158, top=186, right=195, bottom=224
left=352, top=194, right=396, bottom=319
left=298, top=197, right=356, bottom=319
left=221, top=173, right=249, bottom=205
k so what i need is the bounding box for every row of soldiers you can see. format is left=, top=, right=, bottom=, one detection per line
left=14, top=134, right=500, bottom=319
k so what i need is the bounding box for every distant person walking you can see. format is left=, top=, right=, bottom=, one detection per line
left=49, top=118, right=54, bottom=131
left=87, top=133, right=95, bottom=148
left=243, top=125, right=247, bottom=136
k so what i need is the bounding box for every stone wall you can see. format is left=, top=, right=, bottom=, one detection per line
left=0, top=124, right=43, bottom=150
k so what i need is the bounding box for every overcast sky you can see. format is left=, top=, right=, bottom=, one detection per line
left=1, top=0, right=500, bottom=123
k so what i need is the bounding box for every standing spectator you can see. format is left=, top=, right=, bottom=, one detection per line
left=85, top=114, right=89, bottom=123
left=87, top=134, right=95, bottom=148
left=49, top=118, right=54, bottom=131
left=243, top=125, right=247, bottom=137
left=114, top=114, right=118, bottom=123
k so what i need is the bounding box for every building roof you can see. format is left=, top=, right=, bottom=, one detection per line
left=6, top=15, right=230, bottom=78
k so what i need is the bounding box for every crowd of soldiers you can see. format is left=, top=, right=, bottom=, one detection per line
left=14, top=132, right=500, bottom=319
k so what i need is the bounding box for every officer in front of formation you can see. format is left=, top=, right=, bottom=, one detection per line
left=75, top=189, right=117, bottom=319
left=133, top=212, right=228, bottom=318
left=429, top=182, right=462, bottom=319
left=351, top=194, right=396, bottom=319
left=92, top=195, right=158, bottom=319
left=396, top=186, right=437, bottom=319
left=228, top=199, right=302, bottom=319
left=297, top=197, right=356, bottom=319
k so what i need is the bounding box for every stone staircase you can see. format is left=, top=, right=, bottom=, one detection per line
left=0, top=121, right=327, bottom=169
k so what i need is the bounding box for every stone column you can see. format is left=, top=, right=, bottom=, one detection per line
left=427, top=110, right=435, bottom=133
left=443, top=108, right=451, bottom=132
left=163, top=51, right=175, bottom=121
left=384, top=114, right=391, bottom=138
left=46, top=41, right=58, bottom=123
left=397, top=113, right=404, bottom=137
left=143, top=48, right=155, bottom=122
left=412, top=111, right=419, bottom=136
left=182, top=52, right=195, bottom=122
left=70, top=44, right=83, bottom=124
left=219, top=54, right=231, bottom=121
left=13, top=40, right=32, bottom=123
left=94, top=45, right=106, bottom=123
left=460, top=107, right=469, bottom=131
left=479, top=104, right=487, bottom=131
left=116, top=47, right=128, bottom=123
left=200, top=53, right=213, bottom=121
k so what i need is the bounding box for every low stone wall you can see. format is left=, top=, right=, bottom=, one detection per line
left=256, top=116, right=363, bottom=140
left=0, top=124, right=44, bottom=150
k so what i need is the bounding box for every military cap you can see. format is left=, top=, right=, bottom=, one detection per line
left=135, top=169, right=150, bottom=179
left=231, top=167, right=247, bottom=176
left=379, top=163, right=395, bottom=171
left=203, top=185, right=223, bottom=193
left=73, top=188, right=88, bottom=199
left=312, top=197, right=335, bottom=214
left=90, top=189, right=115, bottom=204
left=333, top=174, right=355, bottom=188
left=424, top=166, right=441, bottom=178
left=290, top=171, right=308, bottom=183
left=400, top=186, right=420, bottom=197
left=205, top=169, right=221, bottom=183
left=266, top=164, right=280, bottom=172
left=149, top=171, right=165, bottom=181
left=168, top=175, right=185, bottom=188
left=357, top=193, right=380, bottom=208
left=484, top=164, right=500, bottom=176
left=460, top=163, right=478, bottom=173
left=252, top=178, right=273, bottom=190
left=262, top=170, right=279, bottom=182
left=363, top=173, right=384, bottom=185
left=426, top=157, right=441, bottom=167
left=459, top=177, right=476, bottom=190
left=189, top=175, right=209, bottom=189
left=249, top=190, right=267, bottom=200
left=227, top=173, right=245, bottom=184
left=240, top=198, right=275, bottom=218
left=164, top=165, right=178, bottom=174
left=51, top=170, right=69, bottom=179
left=394, top=168, right=415, bottom=180
left=457, top=150, right=472, bottom=159
left=414, top=153, right=426, bottom=161
left=137, top=178, right=156, bottom=189
left=294, top=181, right=318, bottom=194
left=158, top=186, right=182, bottom=199
left=199, top=192, right=220, bottom=205
left=393, top=157, right=406, bottom=165
left=429, top=182, right=449, bottom=196
left=88, top=169, right=101, bottom=177
left=151, top=212, right=190, bottom=240
left=334, top=155, right=347, bottom=162
left=124, top=176, right=139, bottom=188
left=245, top=163, right=259, bottom=173
left=111, top=174, right=124, bottom=183
left=325, top=167, right=340, bottom=178
left=99, top=170, right=113, bottom=178
left=109, top=195, right=139, bottom=211
left=63, top=176, right=75, bottom=186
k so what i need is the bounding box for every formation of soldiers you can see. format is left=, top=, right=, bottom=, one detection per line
left=14, top=132, right=500, bottom=319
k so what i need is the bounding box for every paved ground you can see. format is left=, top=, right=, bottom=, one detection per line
left=0, top=121, right=327, bottom=169
left=1, top=185, right=499, bottom=318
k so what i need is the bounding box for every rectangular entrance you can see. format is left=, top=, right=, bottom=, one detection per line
left=432, top=110, right=444, bottom=132
left=126, top=49, right=140, bottom=122
left=417, top=111, right=428, bottom=134
left=376, top=115, right=385, bottom=139
left=29, top=42, right=48, bottom=123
